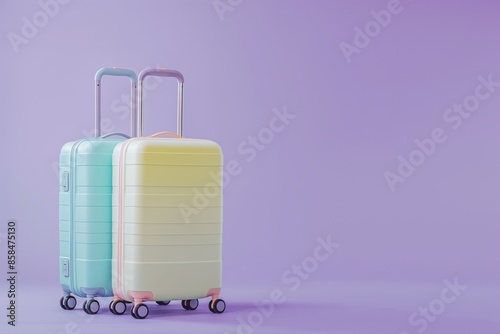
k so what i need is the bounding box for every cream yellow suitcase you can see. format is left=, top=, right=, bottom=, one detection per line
left=110, top=68, right=226, bottom=319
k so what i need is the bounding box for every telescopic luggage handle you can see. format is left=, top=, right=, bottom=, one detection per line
left=137, top=68, right=184, bottom=137
left=95, top=67, right=138, bottom=138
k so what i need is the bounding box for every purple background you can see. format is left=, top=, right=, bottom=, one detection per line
left=0, top=0, right=499, bottom=333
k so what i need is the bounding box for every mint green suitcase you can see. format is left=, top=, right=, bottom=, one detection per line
left=59, top=68, right=137, bottom=315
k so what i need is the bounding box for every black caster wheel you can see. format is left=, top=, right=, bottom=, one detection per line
left=186, top=299, right=199, bottom=310
left=83, top=300, right=89, bottom=314
left=181, top=299, right=198, bottom=311
left=110, top=300, right=127, bottom=315
left=210, top=299, right=226, bottom=314
left=208, top=300, right=214, bottom=313
left=156, top=300, right=171, bottom=306
left=131, top=303, right=149, bottom=320
left=83, top=299, right=100, bottom=315
left=63, top=296, right=77, bottom=310
left=60, top=297, right=67, bottom=310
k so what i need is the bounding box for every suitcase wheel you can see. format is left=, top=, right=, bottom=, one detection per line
left=60, top=295, right=77, bottom=311
left=83, top=299, right=100, bottom=315
left=156, top=301, right=171, bottom=306
left=109, top=300, right=127, bottom=315
left=209, top=299, right=226, bottom=314
left=181, top=299, right=199, bottom=311
left=131, top=303, right=149, bottom=319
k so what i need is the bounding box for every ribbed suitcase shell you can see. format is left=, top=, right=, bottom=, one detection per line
left=112, top=137, right=223, bottom=302
left=59, top=138, right=125, bottom=298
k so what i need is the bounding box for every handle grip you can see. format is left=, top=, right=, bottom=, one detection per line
left=137, top=68, right=184, bottom=137
left=100, top=132, right=131, bottom=139
left=95, top=67, right=138, bottom=138
left=95, top=68, right=138, bottom=82
left=149, top=131, right=182, bottom=138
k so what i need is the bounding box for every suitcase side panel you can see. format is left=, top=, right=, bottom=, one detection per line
left=59, top=142, right=74, bottom=294
left=112, top=141, right=126, bottom=299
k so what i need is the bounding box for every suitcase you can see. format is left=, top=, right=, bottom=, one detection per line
left=110, top=68, right=226, bottom=319
left=59, top=68, right=137, bottom=315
